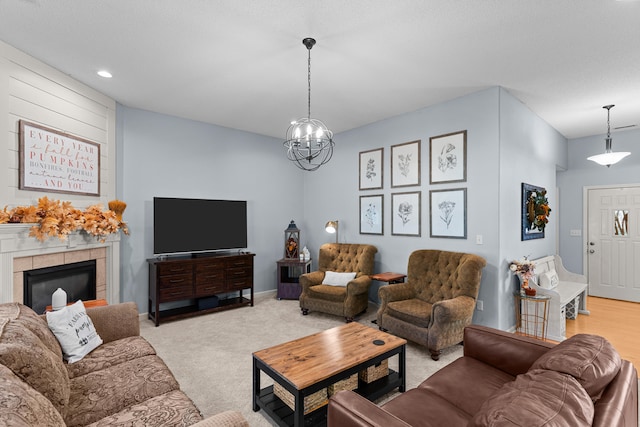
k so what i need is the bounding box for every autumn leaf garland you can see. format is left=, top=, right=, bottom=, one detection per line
left=0, top=197, right=129, bottom=243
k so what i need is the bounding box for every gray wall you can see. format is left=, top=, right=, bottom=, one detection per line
left=117, top=106, right=305, bottom=310
left=557, top=128, right=640, bottom=274
left=498, top=90, right=566, bottom=329
left=117, top=87, right=568, bottom=331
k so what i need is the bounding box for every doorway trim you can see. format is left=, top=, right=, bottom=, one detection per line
left=582, top=182, right=640, bottom=282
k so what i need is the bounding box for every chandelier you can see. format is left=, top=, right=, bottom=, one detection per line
left=587, top=105, right=630, bottom=167
left=284, top=38, right=334, bottom=171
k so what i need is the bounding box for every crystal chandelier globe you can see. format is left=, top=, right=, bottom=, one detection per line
left=284, top=38, right=335, bottom=172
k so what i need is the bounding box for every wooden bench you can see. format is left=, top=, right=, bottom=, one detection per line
left=529, top=255, right=589, bottom=342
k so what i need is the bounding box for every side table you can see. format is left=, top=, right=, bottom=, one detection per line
left=514, top=292, right=550, bottom=340
left=370, top=272, right=407, bottom=324
left=277, top=258, right=312, bottom=300
left=45, top=298, right=108, bottom=312
left=371, top=272, right=407, bottom=284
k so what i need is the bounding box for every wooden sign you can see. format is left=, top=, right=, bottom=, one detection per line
left=19, top=120, right=100, bottom=196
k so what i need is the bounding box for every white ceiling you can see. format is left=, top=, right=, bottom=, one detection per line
left=1, top=0, right=639, bottom=140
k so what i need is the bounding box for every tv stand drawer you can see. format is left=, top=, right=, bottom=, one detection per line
left=148, top=252, right=254, bottom=326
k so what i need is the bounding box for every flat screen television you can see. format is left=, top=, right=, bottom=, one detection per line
left=153, top=197, right=247, bottom=256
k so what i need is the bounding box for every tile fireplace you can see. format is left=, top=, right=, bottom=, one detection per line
left=0, top=224, right=120, bottom=307
left=23, top=259, right=97, bottom=314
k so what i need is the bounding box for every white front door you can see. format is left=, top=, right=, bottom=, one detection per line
left=587, top=186, right=640, bottom=302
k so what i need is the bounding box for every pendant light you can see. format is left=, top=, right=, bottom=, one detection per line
left=587, top=105, right=630, bottom=167
left=283, top=38, right=334, bottom=171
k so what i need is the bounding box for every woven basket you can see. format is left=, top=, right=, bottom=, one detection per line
left=327, top=373, right=358, bottom=396
left=359, top=359, right=389, bottom=383
left=273, top=382, right=328, bottom=414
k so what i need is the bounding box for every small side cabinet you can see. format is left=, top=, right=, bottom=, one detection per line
left=276, top=258, right=312, bottom=300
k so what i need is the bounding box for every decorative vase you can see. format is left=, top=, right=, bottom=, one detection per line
left=52, top=288, right=67, bottom=311
left=524, top=287, right=537, bottom=296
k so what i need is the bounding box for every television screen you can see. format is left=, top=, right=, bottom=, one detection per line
left=153, top=197, right=247, bottom=255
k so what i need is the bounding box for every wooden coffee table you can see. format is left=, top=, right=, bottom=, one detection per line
left=253, top=322, right=406, bottom=427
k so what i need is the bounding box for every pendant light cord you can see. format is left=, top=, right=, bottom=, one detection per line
left=307, top=45, right=312, bottom=120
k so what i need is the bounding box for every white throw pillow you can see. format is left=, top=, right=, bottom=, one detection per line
left=322, top=271, right=357, bottom=287
left=539, top=270, right=559, bottom=289
left=46, top=300, right=103, bottom=363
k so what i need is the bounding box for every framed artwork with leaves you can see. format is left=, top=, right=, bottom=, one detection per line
left=430, top=188, right=467, bottom=239
left=391, top=140, right=420, bottom=188
left=521, top=182, right=550, bottom=240
left=359, top=148, right=383, bottom=190
left=391, top=191, right=421, bottom=236
left=359, top=194, right=383, bottom=235
left=429, top=130, right=466, bottom=184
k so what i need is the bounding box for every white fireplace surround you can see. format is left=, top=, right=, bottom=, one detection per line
left=0, top=224, right=120, bottom=306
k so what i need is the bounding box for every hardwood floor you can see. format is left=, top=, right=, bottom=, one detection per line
left=565, top=296, right=640, bottom=374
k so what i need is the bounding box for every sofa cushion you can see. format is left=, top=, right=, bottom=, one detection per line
left=386, top=299, right=432, bottom=328
left=382, top=388, right=472, bottom=426
left=0, top=316, right=70, bottom=416
left=84, top=389, right=203, bottom=427
left=65, top=354, right=180, bottom=427
left=307, top=284, right=347, bottom=302
left=0, top=364, right=66, bottom=426
left=0, top=303, right=62, bottom=358
left=469, top=369, right=594, bottom=427
left=530, top=333, right=621, bottom=401
left=46, top=300, right=103, bottom=363
left=66, top=335, right=156, bottom=379
left=417, top=357, right=515, bottom=416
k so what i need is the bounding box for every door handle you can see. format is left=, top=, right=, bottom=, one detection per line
left=589, top=242, right=595, bottom=246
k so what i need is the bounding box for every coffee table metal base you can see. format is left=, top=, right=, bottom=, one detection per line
left=253, top=345, right=405, bottom=427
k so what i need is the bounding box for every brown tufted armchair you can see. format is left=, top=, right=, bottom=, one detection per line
left=300, top=243, right=378, bottom=322
left=377, top=249, right=486, bottom=360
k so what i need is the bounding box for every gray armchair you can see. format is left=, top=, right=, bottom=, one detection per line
left=377, top=249, right=486, bottom=360
left=299, top=243, right=378, bottom=322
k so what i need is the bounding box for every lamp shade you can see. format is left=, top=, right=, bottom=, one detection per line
left=587, top=105, right=631, bottom=167
left=587, top=151, right=630, bottom=166
left=325, top=220, right=339, bottom=243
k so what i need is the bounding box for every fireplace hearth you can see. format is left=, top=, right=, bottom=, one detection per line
left=24, top=260, right=96, bottom=314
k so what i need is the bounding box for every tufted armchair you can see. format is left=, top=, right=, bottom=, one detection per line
left=377, top=249, right=486, bottom=360
left=300, top=243, right=378, bottom=322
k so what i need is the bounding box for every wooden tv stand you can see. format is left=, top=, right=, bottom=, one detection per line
left=147, top=252, right=254, bottom=326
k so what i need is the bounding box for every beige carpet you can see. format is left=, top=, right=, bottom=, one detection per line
left=140, top=291, right=463, bottom=426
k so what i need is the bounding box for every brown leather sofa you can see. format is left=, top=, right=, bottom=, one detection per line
left=328, top=325, right=638, bottom=427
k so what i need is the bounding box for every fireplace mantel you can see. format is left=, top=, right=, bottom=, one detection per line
left=0, top=224, right=120, bottom=305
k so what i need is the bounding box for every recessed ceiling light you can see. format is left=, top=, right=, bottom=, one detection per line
left=97, top=70, right=112, bottom=78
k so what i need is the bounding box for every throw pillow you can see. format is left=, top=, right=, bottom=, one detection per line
left=530, top=333, right=621, bottom=401
left=322, top=271, right=357, bottom=287
left=46, top=300, right=103, bottom=363
left=538, top=270, right=559, bottom=289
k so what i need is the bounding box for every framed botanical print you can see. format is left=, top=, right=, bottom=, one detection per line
left=359, top=148, right=383, bottom=190
left=429, top=130, right=467, bottom=184
left=391, top=140, right=420, bottom=188
left=391, top=191, right=421, bottom=236
left=360, top=194, right=383, bottom=235
left=430, top=188, right=467, bottom=239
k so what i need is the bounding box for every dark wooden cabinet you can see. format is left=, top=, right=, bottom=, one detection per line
left=148, top=252, right=254, bottom=326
